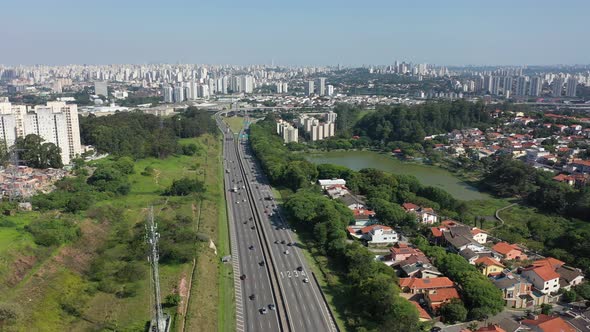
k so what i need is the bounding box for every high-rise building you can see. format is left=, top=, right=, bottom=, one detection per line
left=326, top=85, right=334, bottom=96
left=326, top=111, right=337, bottom=123
left=173, top=85, right=184, bottom=102
left=282, top=82, right=288, bottom=93
left=529, top=77, right=542, bottom=97
left=316, top=77, right=326, bottom=96
left=305, top=81, right=314, bottom=96
left=552, top=78, right=564, bottom=97
left=491, top=76, right=501, bottom=95
left=483, top=75, right=493, bottom=93
left=241, top=76, right=254, bottom=93
left=502, top=77, right=513, bottom=96
left=566, top=77, right=577, bottom=97
left=94, top=81, right=108, bottom=97
left=0, top=100, right=81, bottom=165
left=515, top=76, right=527, bottom=96
left=275, top=82, right=283, bottom=94
left=162, top=85, right=173, bottom=103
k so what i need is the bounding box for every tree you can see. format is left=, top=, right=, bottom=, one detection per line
left=562, top=290, right=577, bottom=303
left=574, top=283, right=590, bottom=300
left=165, top=293, right=181, bottom=307
left=163, top=178, right=205, bottom=196
left=439, top=299, right=468, bottom=324
left=540, top=303, right=553, bottom=315
left=0, top=303, right=21, bottom=328
left=14, top=134, right=63, bottom=168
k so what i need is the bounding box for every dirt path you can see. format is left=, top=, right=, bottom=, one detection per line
left=491, top=203, right=517, bottom=230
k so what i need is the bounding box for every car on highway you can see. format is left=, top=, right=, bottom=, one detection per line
left=280, top=240, right=285, bottom=244
left=268, top=304, right=275, bottom=311
left=259, top=308, right=267, bottom=314
left=240, top=274, right=246, bottom=280
left=250, top=294, right=256, bottom=300
left=250, top=226, right=255, bottom=230
left=248, top=245, right=254, bottom=250
left=259, top=260, right=265, bottom=266
left=284, top=250, right=289, bottom=255
left=303, top=278, right=309, bottom=283
left=297, top=266, right=303, bottom=271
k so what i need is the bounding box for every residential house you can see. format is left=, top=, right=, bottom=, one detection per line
left=338, top=193, right=365, bottom=210
left=403, top=203, right=438, bottom=224
left=471, top=228, right=488, bottom=244
left=475, top=256, right=505, bottom=276
left=492, top=273, right=534, bottom=309
left=325, top=184, right=350, bottom=199
left=556, top=265, right=584, bottom=290
left=361, top=225, right=398, bottom=246
left=393, top=255, right=443, bottom=279
left=460, top=244, right=497, bottom=264
left=443, top=228, right=473, bottom=252
left=398, top=277, right=454, bottom=294
left=521, top=264, right=561, bottom=295
left=410, top=301, right=432, bottom=322
left=521, top=314, right=576, bottom=332
left=318, top=178, right=346, bottom=189
left=390, top=243, right=422, bottom=263
left=424, top=287, right=461, bottom=313
left=351, top=208, right=376, bottom=226
left=471, top=324, right=507, bottom=332
left=492, top=242, right=527, bottom=261
left=565, top=159, right=590, bottom=173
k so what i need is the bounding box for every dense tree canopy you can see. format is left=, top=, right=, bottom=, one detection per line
left=79, top=107, right=216, bottom=159
left=354, top=100, right=492, bottom=143
left=15, top=134, right=63, bottom=168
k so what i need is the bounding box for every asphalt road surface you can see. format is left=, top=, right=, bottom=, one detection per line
left=218, top=115, right=336, bottom=332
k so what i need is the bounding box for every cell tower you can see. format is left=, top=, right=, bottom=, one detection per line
left=8, top=148, right=24, bottom=202
left=146, top=206, right=171, bottom=332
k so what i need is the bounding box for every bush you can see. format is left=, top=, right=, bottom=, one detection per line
left=163, top=178, right=205, bottom=196
left=0, top=219, right=16, bottom=227
left=26, top=217, right=81, bottom=246
left=440, top=299, right=468, bottom=324
left=181, top=143, right=200, bottom=156
left=165, top=293, right=181, bottom=307
left=141, top=166, right=155, bottom=176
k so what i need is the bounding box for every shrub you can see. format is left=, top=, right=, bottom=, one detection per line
left=26, top=217, right=81, bottom=246
left=163, top=178, right=205, bottom=196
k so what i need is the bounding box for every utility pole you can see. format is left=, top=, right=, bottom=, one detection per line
left=147, top=206, right=170, bottom=332
left=8, top=148, right=24, bottom=202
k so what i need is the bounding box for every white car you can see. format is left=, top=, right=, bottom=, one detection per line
left=303, top=278, right=309, bottom=283
left=284, top=250, right=289, bottom=255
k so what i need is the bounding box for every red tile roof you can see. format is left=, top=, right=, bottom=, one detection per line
left=399, top=277, right=454, bottom=290
left=410, top=300, right=431, bottom=320
left=402, top=202, right=419, bottom=211
left=524, top=265, right=560, bottom=282
left=522, top=314, right=576, bottom=332
left=475, top=256, right=504, bottom=268
left=360, top=224, right=392, bottom=234
left=475, top=324, right=507, bottom=332
left=431, top=227, right=444, bottom=237
left=427, top=287, right=460, bottom=302
left=492, top=242, right=521, bottom=255
left=534, top=257, right=565, bottom=270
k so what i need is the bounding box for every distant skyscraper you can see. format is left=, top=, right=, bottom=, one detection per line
left=491, top=76, right=501, bottom=95
left=326, top=85, right=334, bottom=96
left=173, top=85, right=184, bottom=102
left=305, top=81, right=314, bottom=96
left=162, top=85, right=173, bottom=103
left=566, top=77, right=577, bottom=97
left=529, top=76, right=542, bottom=97
left=94, top=81, right=108, bottom=97
left=552, top=78, right=564, bottom=97
left=483, top=75, right=493, bottom=93
left=515, top=76, right=527, bottom=96
left=316, top=77, right=326, bottom=96
left=241, top=76, right=254, bottom=93
left=502, top=77, right=513, bottom=95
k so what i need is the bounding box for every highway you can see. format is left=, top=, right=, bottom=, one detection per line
left=218, top=114, right=337, bottom=332
left=218, top=117, right=281, bottom=332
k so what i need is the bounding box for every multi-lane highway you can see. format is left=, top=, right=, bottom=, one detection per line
left=217, top=113, right=336, bottom=332
left=219, top=117, right=281, bottom=332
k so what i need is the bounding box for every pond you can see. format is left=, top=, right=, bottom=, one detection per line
left=304, top=150, right=490, bottom=201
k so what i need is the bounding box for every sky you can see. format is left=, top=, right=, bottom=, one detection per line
left=1, top=0, right=589, bottom=66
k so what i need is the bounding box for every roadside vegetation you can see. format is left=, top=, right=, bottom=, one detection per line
left=0, top=109, right=232, bottom=331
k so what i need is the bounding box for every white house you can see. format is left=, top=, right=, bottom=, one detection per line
left=348, top=225, right=398, bottom=246
left=470, top=228, right=488, bottom=244
left=318, top=179, right=346, bottom=189
left=521, top=265, right=561, bottom=295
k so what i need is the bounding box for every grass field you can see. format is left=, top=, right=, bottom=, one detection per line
left=224, top=116, right=244, bottom=134
left=0, top=133, right=233, bottom=331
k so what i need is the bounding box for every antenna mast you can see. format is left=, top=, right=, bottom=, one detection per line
left=147, top=206, right=170, bottom=332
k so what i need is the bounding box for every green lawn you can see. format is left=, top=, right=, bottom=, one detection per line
left=223, top=116, right=244, bottom=134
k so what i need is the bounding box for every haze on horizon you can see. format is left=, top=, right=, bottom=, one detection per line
left=1, top=0, right=588, bottom=66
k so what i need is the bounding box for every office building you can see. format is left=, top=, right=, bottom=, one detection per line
left=552, top=78, right=564, bottom=97
left=529, top=76, right=542, bottom=97
left=566, top=77, right=577, bottom=97
left=316, top=77, right=326, bottom=96
left=94, top=81, right=108, bottom=97
left=305, top=81, right=314, bottom=96
left=0, top=99, right=81, bottom=165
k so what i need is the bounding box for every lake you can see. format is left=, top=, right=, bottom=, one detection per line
left=304, top=150, right=490, bottom=201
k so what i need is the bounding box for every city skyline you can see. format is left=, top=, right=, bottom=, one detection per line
left=1, top=0, right=589, bottom=66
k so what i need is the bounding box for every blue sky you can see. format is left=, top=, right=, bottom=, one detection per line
left=1, top=0, right=588, bottom=66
